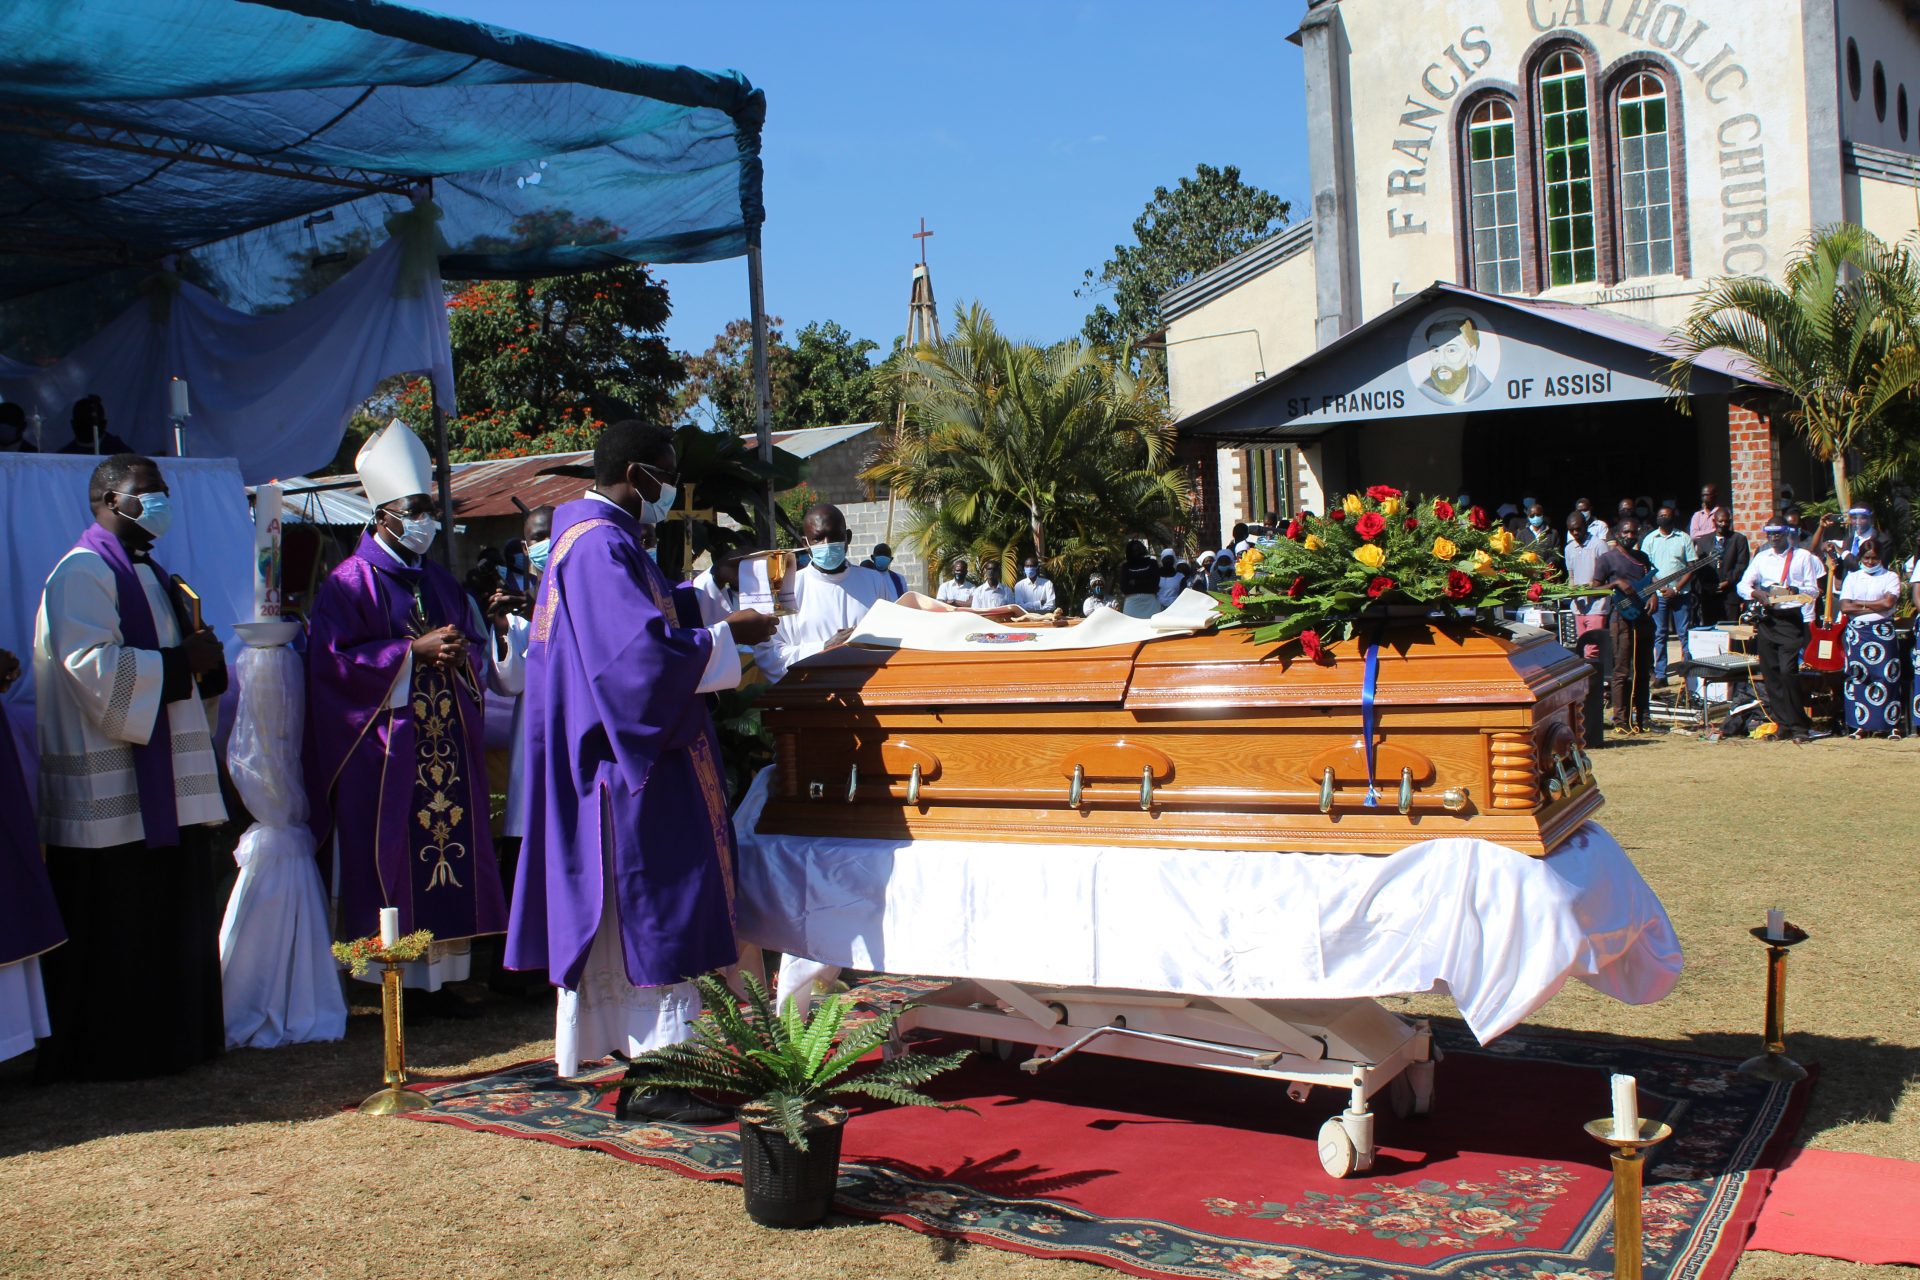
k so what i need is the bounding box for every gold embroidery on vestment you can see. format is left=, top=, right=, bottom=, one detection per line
left=412, top=663, right=467, bottom=890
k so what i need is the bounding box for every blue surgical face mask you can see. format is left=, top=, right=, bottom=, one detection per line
left=808, top=540, right=848, bottom=572
left=511, top=553, right=529, bottom=572
left=1528, top=515, right=1544, bottom=528
left=114, top=490, right=173, bottom=538
left=872, top=554, right=892, bottom=571
left=526, top=538, right=550, bottom=573
left=1023, top=566, right=1037, bottom=579
left=645, top=547, right=659, bottom=563
left=495, top=564, right=509, bottom=581
left=1865, top=562, right=1887, bottom=574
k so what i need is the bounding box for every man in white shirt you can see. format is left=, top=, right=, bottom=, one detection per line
left=970, top=561, right=1015, bottom=609
left=764, top=504, right=901, bottom=680
left=1014, top=556, right=1057, bottom=613
left=1082, top=573, right=1117, bottom=617
left=935, top=558, right=974, bottom=606
left=1737, top=522, right=1823, bottom=741
left=869, top=542, right=908, bottom=597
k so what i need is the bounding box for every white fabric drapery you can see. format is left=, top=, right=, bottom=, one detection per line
left=0, top=232, right=453, bottom=485
left=733, top=769, right=1681, bottom=1044
left=219, top=643, right=347, bottom=1049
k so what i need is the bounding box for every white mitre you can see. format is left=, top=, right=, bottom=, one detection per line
left=356, top=420, right=435, bottom=510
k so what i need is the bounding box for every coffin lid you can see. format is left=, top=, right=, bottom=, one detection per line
left=760, top=622, right=1583, bottom=710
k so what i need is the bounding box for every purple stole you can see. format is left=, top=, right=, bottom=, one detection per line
left=74, top=524, right=180, bottom=848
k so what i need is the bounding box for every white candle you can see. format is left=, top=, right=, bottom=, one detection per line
left=169, top=377, right=190, bottom=419
left=1611, top=1073, right=1639, bottom=1141
left=378, top=907, right=400, bottom=948
left=252, top=484, right=283, bottom=620
left=1767, top=908, right=1785, bottom=940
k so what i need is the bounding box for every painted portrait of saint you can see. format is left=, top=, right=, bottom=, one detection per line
left=1412, top=312, right=1494, bottom=406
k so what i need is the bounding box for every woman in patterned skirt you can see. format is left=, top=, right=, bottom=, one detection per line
left=1838, top=538, right=1902, bottom=739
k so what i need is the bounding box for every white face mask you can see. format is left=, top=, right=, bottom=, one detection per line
left=639, top=483, right=676, bottom=526
left=395, top=514, right=438, bottom=556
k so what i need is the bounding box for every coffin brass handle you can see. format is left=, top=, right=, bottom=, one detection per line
left=1572, top=746, right=1592, bottom=781
left=1397, top=767, right=1413, bottom=815
left=847, top=763, right=858, bottom=803
left=907, top=762, right=922, bottom=805
left=1139, top=765, right=1153, bottom=811
left=1318, top=767, right=1334, bottom=814
left=1554, top=755, right=1574, bottom=795
left=1545, top=776, right=1565, bottom=800
left=1068, top=763, right=1084, bottom=807
left=1441, top=786, right=1469, bottom=811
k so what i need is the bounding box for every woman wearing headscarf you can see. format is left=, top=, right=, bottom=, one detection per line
left=1837, top=537, right=1902, bottom=739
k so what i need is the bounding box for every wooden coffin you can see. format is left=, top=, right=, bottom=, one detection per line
left=754, top=622, right=1601, bottom=856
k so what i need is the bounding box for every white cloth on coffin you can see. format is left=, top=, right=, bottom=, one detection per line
left=847, top=588, right=1218, bottom=654
left=0, top=957, right=50, bottom=1062
left=732, top=768, right=1681, bottom=1044
left=759, top=562, right=898, bottom=682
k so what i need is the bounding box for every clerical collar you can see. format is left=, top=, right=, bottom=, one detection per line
left=370, top=531, right=418, bottom=568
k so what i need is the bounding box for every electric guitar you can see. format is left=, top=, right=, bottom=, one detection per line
left=1802, top=551, right=1845, bottom=673
left=1610, top=547, right=1722, bottom=622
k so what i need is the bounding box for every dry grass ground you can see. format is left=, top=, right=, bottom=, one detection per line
left=1, top=734, right=1916, bottom=1280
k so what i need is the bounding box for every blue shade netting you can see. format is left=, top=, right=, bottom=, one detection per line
left=0, top=0, right=765, bottom=336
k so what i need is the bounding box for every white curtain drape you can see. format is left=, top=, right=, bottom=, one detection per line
left=0, top=231, right=453, bottom=484
left=219, top=642, right=346, bottom=1049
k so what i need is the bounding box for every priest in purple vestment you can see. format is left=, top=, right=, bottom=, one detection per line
left=306, top=423, right=515, bottom=1008
left=505, top=420, right=776, bottom=1119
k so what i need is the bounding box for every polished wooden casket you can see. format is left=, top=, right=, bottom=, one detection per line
left=754, top=622, right=1602, bottom=856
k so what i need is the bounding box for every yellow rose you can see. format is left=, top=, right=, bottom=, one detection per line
left=1431, top=536, right=1457, bottom=560
left=1304, top=534, right=1325, bottom=551
left=1343, top=493, right=1364, bottom=517
left=1353, top=543, right=1386, bottom=570
left=1489, top=529, right=1515, bottom=554
left=1236, top=547, right=1264, bottom=579
left=1520, top=550, right=1540, bottom=564
left=1472, top=548, right=1496, bottom=575
left=1380, top=496, right=1402, bottom=517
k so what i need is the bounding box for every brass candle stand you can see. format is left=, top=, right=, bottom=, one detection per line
left=1584, top=1117, right=1673, bottom=1280
left=361, top=957, right=428, bottom=1115
left=1740, top=923, right=1810, bottom=1083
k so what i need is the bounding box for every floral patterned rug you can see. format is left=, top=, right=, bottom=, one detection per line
left=401, top=978, right=1806, bottom=1280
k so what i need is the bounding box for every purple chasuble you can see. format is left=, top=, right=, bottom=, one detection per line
left=305, top=533, right=506, bottom=943
left=505, top=498, right=738, bottom=990
left=74, top=523, right=180, bottom=847
left=0, top=703, right=65, bottom=966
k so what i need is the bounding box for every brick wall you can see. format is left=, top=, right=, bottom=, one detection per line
left=1727, top=396, right=1777, bottom=537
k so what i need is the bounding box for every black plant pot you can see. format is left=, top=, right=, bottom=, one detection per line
left=738, top=1111, right=846, bottom=1228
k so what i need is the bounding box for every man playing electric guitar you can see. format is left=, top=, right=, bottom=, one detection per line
left=1736, top=522, right=1823, bottom=742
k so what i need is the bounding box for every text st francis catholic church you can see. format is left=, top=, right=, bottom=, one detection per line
left=1166, top=0, right=1920, bottom=541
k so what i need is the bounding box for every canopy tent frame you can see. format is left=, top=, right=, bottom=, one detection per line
left=0, top=0, right=779, bottom=554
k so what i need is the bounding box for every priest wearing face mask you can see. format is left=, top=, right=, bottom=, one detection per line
left=33, top=454, right=229, bottom=1079
left=761, top=503, right=901, bottom=682
left=305, top=422, right=515, bottom=1011
left=504, top=421, right=778, bottom=1110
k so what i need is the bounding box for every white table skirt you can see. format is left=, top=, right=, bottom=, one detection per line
left=734, top=769, right=1681, bottom=1044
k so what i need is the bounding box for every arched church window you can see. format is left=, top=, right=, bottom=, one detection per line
left=1616, top=73, right=1674, bottom=277
left=1465, top=98, right=1523, bottom=293
left=1537, top=50, right=1597, bottom=286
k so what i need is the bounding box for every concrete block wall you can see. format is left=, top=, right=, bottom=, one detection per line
left=843, top=498, right=925, bottom=590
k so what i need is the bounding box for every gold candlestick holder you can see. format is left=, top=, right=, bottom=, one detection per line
left=1585, top=1117, right=1674, bottom=1280
left=360, top=958, right=428, bottom=1115
left=1740, top=923, right=1810, bottom=1083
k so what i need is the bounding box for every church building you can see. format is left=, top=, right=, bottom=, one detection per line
left=1167, top=0, right=1920, bottom=539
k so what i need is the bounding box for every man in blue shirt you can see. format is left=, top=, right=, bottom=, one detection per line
left=1638, top=502, right=1700, bottom=682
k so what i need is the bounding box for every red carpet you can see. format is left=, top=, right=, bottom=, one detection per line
left=402, top=979, right=1809, bottom=1280
left=1747, top=1148, right=1920, bottom=1265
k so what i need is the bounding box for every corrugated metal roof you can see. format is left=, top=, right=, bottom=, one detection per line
left=1161, top=221, right=1315, bottom=324
left=274, top=476, right=372, bottom=527
left=740, top=421, right=882, bottom=459
left=447, top=452, right=592, bottom=518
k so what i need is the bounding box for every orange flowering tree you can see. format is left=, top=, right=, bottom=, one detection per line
left=1217, top=487, right=1580, bottom=656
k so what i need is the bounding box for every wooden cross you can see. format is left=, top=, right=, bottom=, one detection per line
left=913, top=217, right=933, bottom=266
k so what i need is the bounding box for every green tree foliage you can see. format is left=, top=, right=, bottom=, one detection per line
left=677, top=317, right=891, bottom=434
left=862, top=304, right=1188, bottom=595
left=1665, top=224, right=1920, bottom=512
left=1077, top=163, right=1292, bottom=355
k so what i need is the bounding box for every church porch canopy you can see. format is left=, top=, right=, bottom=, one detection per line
left=1175, top=282, right=1772, bottom=446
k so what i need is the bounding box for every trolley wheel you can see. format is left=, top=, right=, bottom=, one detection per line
left=1317, top=1117, right=1359, bottom=1179
left=1387, top=1073, right=1415, bottom=1120
left=1407, top=1061, right=1436, bottom=1117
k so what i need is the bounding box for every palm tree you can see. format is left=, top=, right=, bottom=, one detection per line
left=1664, top=224, right=1920, bottom=511
left=862, top=304, right=1188, bottom=588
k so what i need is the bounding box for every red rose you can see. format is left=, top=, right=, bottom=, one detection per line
left=1433, top=499, right=1455, bottom=520
left=1527, top=582, right=1544, bottom=602
left=1403, top=516, right=1419, bottom=531
left=1365, top=485, right=1402, bottom=501
left=1329, top=508, right=1346, bottom=522
left=1230, top=581, right=1247, bottom=608
left=1468, top=505, right=1492, bottom=531
left=1299, top=628, right=1328, bottom=663
left=1366, top=575, right=1395, bottom=598
left=1445, top=569, right=1473, bottom=599
left=1287, top=575, right=1305, bottom=598
left=1285, top=519, right=1303, bottom=541
left=1354, top=512, right=1386, bottom=541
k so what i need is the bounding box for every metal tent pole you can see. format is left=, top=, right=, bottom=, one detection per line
left=430, top=378, right=454, bottom=568
left=747, top=236, right=775, bottom=547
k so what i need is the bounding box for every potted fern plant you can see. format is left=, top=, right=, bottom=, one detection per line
left=613, top=972, right=971, bottom=1228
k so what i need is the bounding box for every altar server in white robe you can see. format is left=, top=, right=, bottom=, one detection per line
left=760, top=504, right=899, bottom=682
left=33, top=454, right=229, bottom=1080
left=0, top=650, right=64, bottom=1062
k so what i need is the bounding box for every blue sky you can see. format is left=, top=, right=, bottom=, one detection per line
left=427, top=0, right=1315, bottom=356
